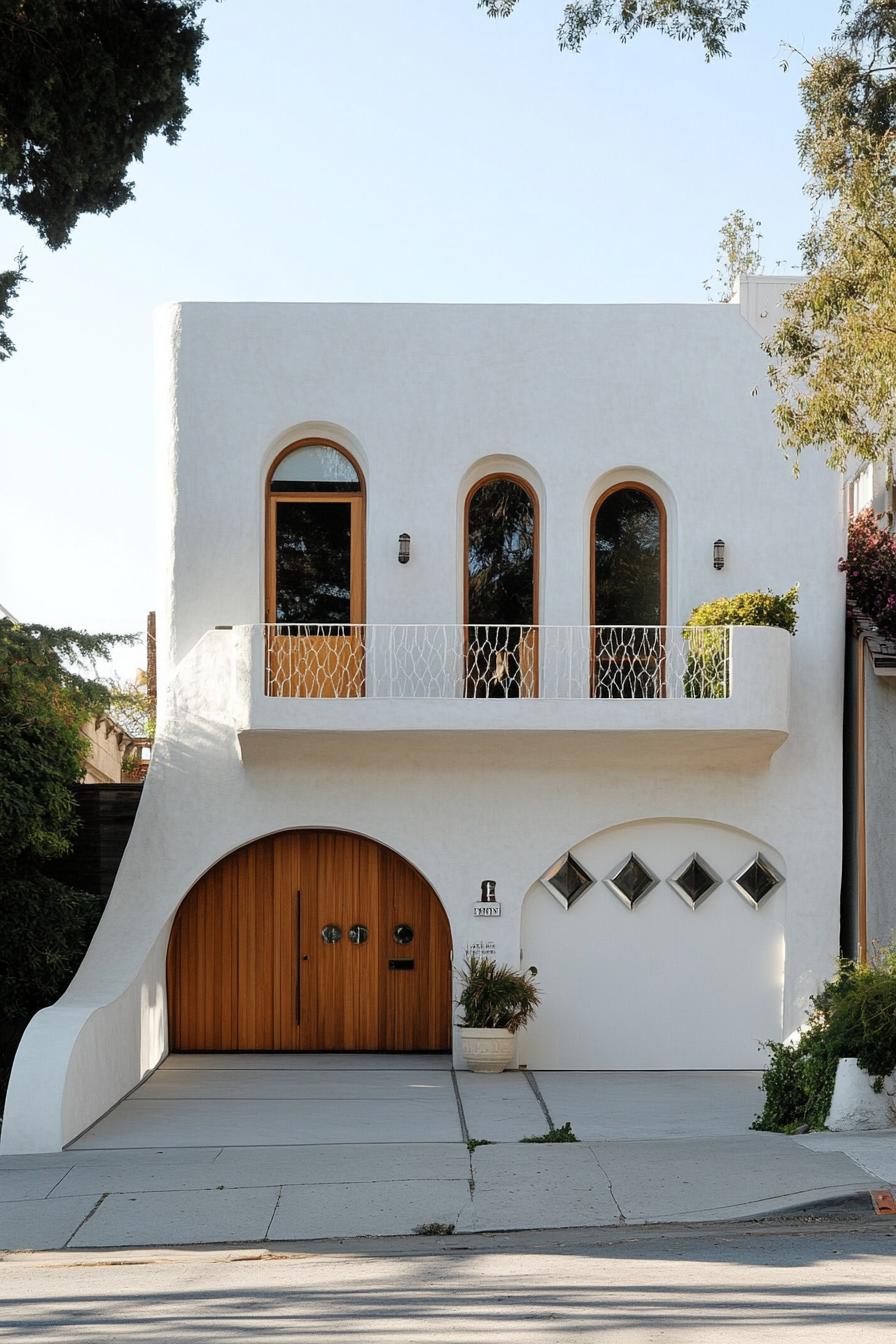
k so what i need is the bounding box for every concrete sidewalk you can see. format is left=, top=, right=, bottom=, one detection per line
left=1, top=1056, right=893, bottom=1251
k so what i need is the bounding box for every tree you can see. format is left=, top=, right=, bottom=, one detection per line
left=482, top=1, right=896, bottom=471
left=703, top=209, right=763, bottom=302
left=0, top=620, right=133, bottom=1088
left=765, top=4, right=896, bottom=470
left=477, top=1, right=750, bottom=59
left=0, top=0, right=206, bottom=358
left=0, top=251, right=26, bottom=359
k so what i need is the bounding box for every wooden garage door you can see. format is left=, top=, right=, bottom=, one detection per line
left=167, top=831, right=452, bottom=1052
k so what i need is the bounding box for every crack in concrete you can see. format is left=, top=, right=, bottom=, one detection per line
left=263, top=1186, right=284, bottom=1240
left=63, top=1192, right=108, bottom=1247
left=587, top=1147, right=626, bottom=1224
left=524, top=1071, right=554, bottom=1129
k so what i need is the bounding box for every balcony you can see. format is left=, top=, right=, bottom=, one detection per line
left=232, top=623, right=791, bottom=765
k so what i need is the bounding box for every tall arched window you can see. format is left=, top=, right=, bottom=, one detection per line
left=465, top=475, right=538, bottom=697
left=266, top=439, right=365, bottom=696
left=592, top=484, right=665, bottom=698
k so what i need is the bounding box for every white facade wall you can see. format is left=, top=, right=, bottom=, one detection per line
left=3, top=287, right=846, bottom=1153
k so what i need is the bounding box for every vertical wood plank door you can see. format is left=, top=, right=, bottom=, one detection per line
left=167, top=830, right=452, bottom=1053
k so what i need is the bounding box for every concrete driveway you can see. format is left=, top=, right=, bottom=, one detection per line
left=0, top=1055, right=893, bottom=1250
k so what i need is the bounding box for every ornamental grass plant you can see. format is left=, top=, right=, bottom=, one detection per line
left=456, top=956, right=540, bottom=1032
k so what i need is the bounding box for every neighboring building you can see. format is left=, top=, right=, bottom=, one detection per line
left=3, top=281, right=846, bottom=1153
left=842, top=462, right=896, bottom=958
left=80, top=713, right=137, bottom=783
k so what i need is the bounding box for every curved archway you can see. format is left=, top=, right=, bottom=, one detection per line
left=464, top=473, right=539, bottom=697
left=167, top=829, right=452, bottom=1052
left=265, top=438, right=366, bottom=697
left=591, top=482, right=666, bottom=698
left=520, top=818, right=786, bottom=1070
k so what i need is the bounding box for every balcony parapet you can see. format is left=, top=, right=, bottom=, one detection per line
left=230, top=624, right=791, bottom=764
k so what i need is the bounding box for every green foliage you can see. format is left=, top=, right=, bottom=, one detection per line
left=683, top=587, right=798, bottom=698
left=413, top=1222, right=455, bottom=1235
left=753, top=941, right=896, bottom=1132
left=703, top=209, right=763, bottom=302
left=467, top=1137, right=493, bottom=1151
left=521, top=1121, right=578, bottom=1143
left=0, top=620, right=133, bottom=862
left=751, top=1026, right=838, bottom=1133
left=765, top=3, right=896, bottom=469
left=0, top=872, right=104, bottom=1062
left=0, top=0, right=205, bottom=354
left=0, top=251, right=26, bottom=360
left=685, top=585, right=800, bottom=635
left=457, top=956, right=540, bottom=1033
left=839, top=507, right=896, bottom=640
left=477, top=1, right=749, bottom=59
left=0, top=619, right=134, bottom=1106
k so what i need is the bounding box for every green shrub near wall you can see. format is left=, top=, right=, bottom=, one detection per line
left=753, top=942, right=896, bottom=1132
left=683, top=585, right=799, bottom=697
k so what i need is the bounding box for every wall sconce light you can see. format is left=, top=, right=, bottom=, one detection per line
left=398, top=533, right=411, bottom=565
left=480, top=879, right=497, bottom=902
left=713, top=539, right=726, bottom=571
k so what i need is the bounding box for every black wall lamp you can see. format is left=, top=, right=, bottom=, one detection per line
left=398, top=533, right=411, bottom=564
left=480, top=879, right=497, bottom=902
left=713, top=539, right=726, bottom=571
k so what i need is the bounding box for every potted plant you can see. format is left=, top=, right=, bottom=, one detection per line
left=456, top=955, right=540, bottom=1073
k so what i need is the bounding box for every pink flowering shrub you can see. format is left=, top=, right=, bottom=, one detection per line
left=839, top=507, right=896, bottom=641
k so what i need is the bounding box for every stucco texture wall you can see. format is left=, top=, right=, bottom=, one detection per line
left=865, top=666, right=896, bottom=949
left=2, top=295, right=846, bottom=1152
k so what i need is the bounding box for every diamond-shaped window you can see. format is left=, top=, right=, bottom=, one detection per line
left=604, top=853, right=658, bottom=909
left=540, top=853, right=595, bottom=910
left=731, top=853, right=783, bottom=907
left=668, top=853, right=721, bottom=909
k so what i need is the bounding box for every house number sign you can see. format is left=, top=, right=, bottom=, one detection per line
left=474, top=878, right=500, bottom=916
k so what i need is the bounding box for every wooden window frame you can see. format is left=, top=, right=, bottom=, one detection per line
left=463, top=472, right=540, bottom=697
left=265, top=438, right=366, bottom=626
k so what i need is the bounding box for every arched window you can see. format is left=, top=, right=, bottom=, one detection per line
left=592, top=484, right=665, bottom=698
left=266, top=440, right=365, bottom=696
left=465, top=475, right=538, bottom=697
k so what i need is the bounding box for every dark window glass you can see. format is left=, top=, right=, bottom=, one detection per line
left=468, top=479, right=535, bottom=626
left=594, top=488, right=661, bottom=626
left=466, top=478, right=536, bottom=699
left=547, top=855, right=593, bottom=907
left=608, top=854, right=656, bottom=906
left=275, top=501, right=351, bottom=623
left=675, top=856, right=717, bottom=904
left=737, top=858, right=779, bottom=903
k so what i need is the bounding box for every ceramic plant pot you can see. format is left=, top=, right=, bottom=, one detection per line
left=825, top=1058, right=896, bottom=1131
left=460, top=1027, right=516, bottom=1073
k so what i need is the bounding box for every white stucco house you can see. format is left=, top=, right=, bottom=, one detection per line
left=2, top=279, right=846, bottom=1153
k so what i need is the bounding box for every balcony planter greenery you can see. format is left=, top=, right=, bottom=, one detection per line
left=683, top=585, right=799, bottom=698
left=456, top=956, right=540, bottom=1074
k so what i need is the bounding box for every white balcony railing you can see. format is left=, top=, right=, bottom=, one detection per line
left=263, top=624, right=731, bottom=700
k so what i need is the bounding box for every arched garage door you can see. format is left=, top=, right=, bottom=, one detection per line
left=167, top=830, right=452, bottom=1052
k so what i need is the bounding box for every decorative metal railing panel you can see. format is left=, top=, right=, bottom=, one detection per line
left=263, top=625, right=731, bottom=700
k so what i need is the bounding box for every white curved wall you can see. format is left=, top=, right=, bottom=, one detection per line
left=520, top=820, right=786, bottom=1070
left=2, top=292, right=846, bottom=1152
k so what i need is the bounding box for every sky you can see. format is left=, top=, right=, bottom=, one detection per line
left=0, top=0, right=838, bottom=677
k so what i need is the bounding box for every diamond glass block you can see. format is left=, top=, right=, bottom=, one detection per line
left=731, top=853, right=783, bottom=906
left=605, top=853, right=658, bottom=908
left=541, top=853, right=594, bottom=910
left=669, top=853, right=720, bottom=908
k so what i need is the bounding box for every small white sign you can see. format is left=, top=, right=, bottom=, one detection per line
left=473, top=902, right=501, bottom=917
left=466, top=939, right=497, bottom=959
